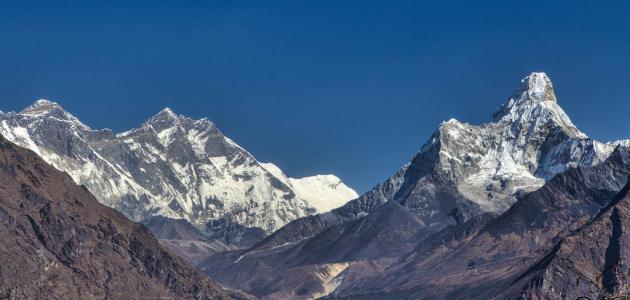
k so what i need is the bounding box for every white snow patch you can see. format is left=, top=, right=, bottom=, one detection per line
left=289, top=175, right=358, bottom=213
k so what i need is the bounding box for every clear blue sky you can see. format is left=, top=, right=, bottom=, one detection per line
left=1, top=1, right=630, bottom=193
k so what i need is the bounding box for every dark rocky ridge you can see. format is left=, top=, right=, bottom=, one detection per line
left=0, top=135, right=230, bottom=299
left=200, top=196, right=438, bottom=298
left=501, top=175, right=630, bottom=299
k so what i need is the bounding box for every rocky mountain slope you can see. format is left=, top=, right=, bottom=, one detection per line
left=0, top=101, right=357, bottom=244
left=199, top=72, right=624, bottom=299
left=500, top=178, right=630, bottom=299
left=143, top=216, right=237, bottom=265
left=329, top=146, right=630, bottom=299
left=0, top=134, right=231, bottom=299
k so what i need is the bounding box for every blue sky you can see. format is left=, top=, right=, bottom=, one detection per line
left=1, top=1, right=630, bottom=192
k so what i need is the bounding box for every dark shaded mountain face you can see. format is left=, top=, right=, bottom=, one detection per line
left=200, top=201, right=428, bottom=298
left=0, top=135, right=230, bottom=299
left=500, top=179, right=630, bottom=299
left=198, top=73, right=627, bottom=299
left=143, top=216, right=237, bottom=265
left=143, top=215, right=211, bottom=241
left=205, top=217, right=268, bottom=248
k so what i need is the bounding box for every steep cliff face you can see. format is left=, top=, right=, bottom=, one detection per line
left=0, top=135, right=230, bottom=299
left=0, top=101, right=357, bottom=243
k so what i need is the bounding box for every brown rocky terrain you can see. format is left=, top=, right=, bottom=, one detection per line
left=0, top=135, right=232, bottom=299
left=503, top=176, right=630, bottom=299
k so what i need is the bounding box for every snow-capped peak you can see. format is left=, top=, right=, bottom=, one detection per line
left=491, top=72, right=585, bottom=139
left=34, top=98, right=58, bottom=106
left=158, top=107, right=177, bottom=117
left=402, top=72, right=611, bottom=216
left=148, top=107, right=179, bottom=123
left=520, top=72, right=555, bottom=102
left=141, top=107, right=188, bottom=135
left=289, top=174, right=359, bottom=212
left=21, top=99, right=64, bottom=114
left=260, top=162, right=358, bottom=212
left=19, top=99, right=90, bottom=130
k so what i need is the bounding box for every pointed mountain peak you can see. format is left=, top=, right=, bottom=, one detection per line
left=491, top=72, right=584, bottom=139
left=515, top=72, right=556, bottom=103
left=127, top=107, right=220, bottom=141
left=19, top=99, right=90, bottom=129
left=153, top=107, right=178, bottom=119
left=144, top=107, right=182, bottom=128
left=494, top=72, right=558, bottom=121
left=33, top=98, right=59, bottom=106
left=159, top=107, right=176, bottom=116
left=146, top=107, right=218, bottom=130
left=21, top=99, right=64, bottom=115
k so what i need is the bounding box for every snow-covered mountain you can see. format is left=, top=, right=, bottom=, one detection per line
left=0, top=101, right=358, bottom=238
left=610, top=139, right=630, bottom=147
left=336, top=72, right=614, bottom=227
left=435, top=72, right=611, bottom=210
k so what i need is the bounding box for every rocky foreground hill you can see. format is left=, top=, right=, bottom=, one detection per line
left=0, top=135, right=235, bottom=299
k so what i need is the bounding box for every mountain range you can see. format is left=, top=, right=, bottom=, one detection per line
left=0, top=101, right=357, bottom=247
left=1, top=72, right=628, bottom=299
